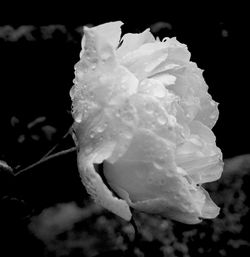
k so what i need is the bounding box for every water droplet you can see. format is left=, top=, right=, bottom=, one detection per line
left=89, top=131, right=95, bottom=138
left=75, top=114, right=82, bottom=123
left=96, top=122, right=107, bottom=133
left=101, top=52, right=111, bottom=61
left=155, top=156, right=166, bottom=166
left=122, top=131, right=133, bottom=140
left=153, top=162, right=163, bottom=170
left=168, top=116, right=176, bottom=126
left=157, top=115, right=166, bottom=125
left=121, top=77, right=127, bottom=83
left=98, top=136, right=103, bottom=142
left=85, top=146, right=93, bottom=154
left=77, top=71, right=84, bottom=79
left=209, top=113, right=216, bottom=120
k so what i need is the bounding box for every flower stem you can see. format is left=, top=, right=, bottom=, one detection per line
left=130, top=216, right=139, bottom=242
left=124, top=213, right=141, bottom=257
left=14, top=147, right=77, bottom=176
left=40, top=127, right=73, bottom=159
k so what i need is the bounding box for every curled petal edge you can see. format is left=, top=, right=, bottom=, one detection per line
left=77, top=151, right=132, bottom=221
left=107, top=181, right=220, bottom=224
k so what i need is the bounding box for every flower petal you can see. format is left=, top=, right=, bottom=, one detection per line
left=120, top=42, right=168, bottom=80
left=130, top=198, right=202, bottom=224
left=117, top=28, right=155, bottom=58
left=199, top=187, right=220, bottom=219
left=77, top=150, right=132, bottom=221
left=175, top=120, right=223, bottom=184
left=80, top=21, right=123, bottom=58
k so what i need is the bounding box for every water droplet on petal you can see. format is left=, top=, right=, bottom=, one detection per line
left=101, top=52, right=111, bottom=61
left=155, top=156, right=166, bottom=166
left=75, top=114, right=82, bottom=123
left=85, top=146, right=93, bottom=154
left=209, top=114, right=216, bottom=120
left=96, top=122, right=107, bottom=133
left=153, top=162, right=163, bottom=170
left=157, top=115, right=166, bottom=125
left=89, top=131, right=95, bottom=138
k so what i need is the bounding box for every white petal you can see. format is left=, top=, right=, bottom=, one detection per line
left=78, top=151, right=131, bottom=221
left=199, top=187, right=220, bottom=219
left=130, top=198, right=202, bottom=224
left=176, top=121, right=223, bottom=184
left=120, top=42, right=168, bottom=80
left=117, top=28, right=155, bottom=58
left=80, top=21, right=123, bottom=57
left=151, top=73, right=177, bottom=86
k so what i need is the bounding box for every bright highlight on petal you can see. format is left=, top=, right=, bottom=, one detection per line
left=71, top=21, right=223, bottom=224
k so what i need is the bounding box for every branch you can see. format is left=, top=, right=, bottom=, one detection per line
left=41, top=127, right=72, bottom=159
left=14, top=147, right=77, bottom=176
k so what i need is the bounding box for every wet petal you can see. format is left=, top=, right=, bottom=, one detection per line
left=130, top=198, right=202, bottom=224
left=77, top=151, right=131, bottom=220
left=80, top=21, right=123, bottom=58
left=120, top=42, right=168, bottom=80
left=175, top=121, right=223, bottom=184
left=117, top=28, right=155, bottom=58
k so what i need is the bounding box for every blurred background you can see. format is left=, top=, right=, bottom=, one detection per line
left=0, top=3, right=249, bottom=257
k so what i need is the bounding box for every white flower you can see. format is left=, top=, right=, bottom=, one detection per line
left=70, top=21, right=223, bottom=224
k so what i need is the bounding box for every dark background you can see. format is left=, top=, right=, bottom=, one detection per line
left=0, top=3, right=249, bottom=257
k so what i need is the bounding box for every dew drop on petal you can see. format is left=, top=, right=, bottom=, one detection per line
left=210, top=113, right=217, bottom=119
left=157, top=115, right=167, bottom=125
left=89, top=131, right=95, bottom=138
left=75, top=114, right=82, bottom=123
left=96, top=122, right=107, bottom=133
left=85, top=146, right=93, bottom=154
left=153, top=162, right=163, bottom=170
